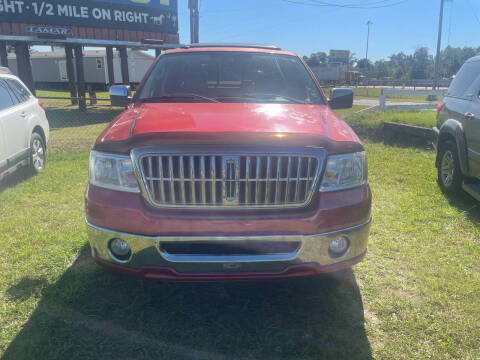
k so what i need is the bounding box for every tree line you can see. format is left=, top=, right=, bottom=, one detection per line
left=303, top=46, right=480, bottom=80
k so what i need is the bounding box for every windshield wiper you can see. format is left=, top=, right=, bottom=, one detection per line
left=138, top=93, right=220, bottom=103
left=217, top=94, right=307, bottom=104
left=250, top=93, right=307, bottom=104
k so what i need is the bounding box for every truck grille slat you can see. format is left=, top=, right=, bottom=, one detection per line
left=179, top=156, right=186, bottom=204
left=294, top=157, right=303, bottom=202
left=168, top=156, right=175, bottom=203
left=255, top=156, right=261, bottom=204
left=138, top=150, right=323, bottom=209
left=210, top=156, right=216, bottom=205
left=200, top=156, right=206, bottom=203
left=265, top=157, right=272, bottom=203
left=158, top=156, right=166, bottom=203
left=245, top=156, right=251, bottom=204
left=285, top=156, right=292, bottom=203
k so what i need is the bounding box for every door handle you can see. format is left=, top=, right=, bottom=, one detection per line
left=20, top=112, right=27, bottom=118
left=464, top=112, right=475, bottom=120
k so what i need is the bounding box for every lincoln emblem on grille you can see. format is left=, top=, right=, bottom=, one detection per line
left=222, top=156, right=240, bottom=205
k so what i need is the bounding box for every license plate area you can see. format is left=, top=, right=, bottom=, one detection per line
left=158, top=241, right=301, bottom=263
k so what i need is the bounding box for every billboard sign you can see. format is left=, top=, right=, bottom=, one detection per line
left=329, top=50, right=350, bottom=64
left=0, top=0, right=178, bottom=34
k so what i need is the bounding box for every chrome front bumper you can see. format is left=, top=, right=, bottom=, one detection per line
left=86, top=218, right=371, bottom=274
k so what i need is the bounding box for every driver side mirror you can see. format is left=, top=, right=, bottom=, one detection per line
left=110, top=85, right=132, bottom=107
left=329, top=88, right=354, bottom=110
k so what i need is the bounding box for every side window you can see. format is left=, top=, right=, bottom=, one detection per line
left=5, top=79, right=31, bottom=103
left=0, top=81, right=15, bottom=110
left=448, top=61, right=480, bottom=98
left=277, top=56, right=323, bottom=104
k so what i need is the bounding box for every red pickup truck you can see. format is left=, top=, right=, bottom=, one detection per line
left=85, top=44, right=371, bottom=281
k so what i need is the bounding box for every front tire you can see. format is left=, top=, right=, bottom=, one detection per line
left=29, top=132, right=46, bottom=174
left=438, top=140, right=463, bottom=195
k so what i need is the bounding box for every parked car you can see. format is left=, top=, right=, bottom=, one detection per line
left=434, top=56, right=480, bottom=201
left=0, top=67, right=49, bottom=181
left=85, top=44, right=371, bottom=281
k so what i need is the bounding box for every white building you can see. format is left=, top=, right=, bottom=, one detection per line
left=7, top=49, right=155, bottom=88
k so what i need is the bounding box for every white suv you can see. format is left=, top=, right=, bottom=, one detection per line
left=0, top=67, right=49, bottom=181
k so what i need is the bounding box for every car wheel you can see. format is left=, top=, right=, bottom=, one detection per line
left=30, top=132, right=46, bottom=174
left=438, top=140, right=463, bottom=194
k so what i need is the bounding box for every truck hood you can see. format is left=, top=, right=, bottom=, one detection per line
left=95, top=103, right=362, bottom=154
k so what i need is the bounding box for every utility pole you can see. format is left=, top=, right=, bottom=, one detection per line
left=189, top=0, right=200, bottom=44
left=365, top=20, right=373, bottom=91
left=434, top=0, right=445, bottom=89
left=365, top=20, right=373, bottom=62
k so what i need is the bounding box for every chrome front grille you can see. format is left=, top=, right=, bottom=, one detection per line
left=133, top=147, right=324, bottom=209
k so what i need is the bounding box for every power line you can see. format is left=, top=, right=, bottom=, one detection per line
left=447, top=0, right=453, bottom=46
left=217, top=6, right=341, bottom=41
left=280, top=0, right=409, bottom=9
left=467, top=0, right=480, bottom=27
left=296, top=0, right=398, bottom=6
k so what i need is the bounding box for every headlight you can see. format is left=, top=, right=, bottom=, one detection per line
left=320, top=151, right=367, bottom=192
left=89, top=151, right=140, bottom=193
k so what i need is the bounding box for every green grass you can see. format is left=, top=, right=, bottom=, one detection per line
left=343, top=109, right=436, bottom=129
left=333, top=105, right=368, bottom=119
left=1, top=130, right=479, bottom=358
left=46, top=108, right=121, bottom=152
left=0, top=106, right=479, bottom=359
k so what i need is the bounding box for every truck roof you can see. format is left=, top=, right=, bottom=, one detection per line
left=164, top=43, right=298, bottom=57
left=183, top=43, right=282, bottom=50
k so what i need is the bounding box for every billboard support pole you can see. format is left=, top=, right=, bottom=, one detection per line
left=189, top=0, right=199, bottom=43
left=0, top=41, right=7, bottom=68
left=434, top=0, right=445, bottom=90
left=15, top=42, right=35, bottom=95
left=106, top=46, right=115, bottom=87
left=155, top=49, right=162, bottom=58
left=74, top=45, right=86, bottom=111
left=118, top=47, right=130, bottom=85
left=65, top=45, right=78, bottom=106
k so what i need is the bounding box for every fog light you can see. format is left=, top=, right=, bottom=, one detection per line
left=109, top=238, right=131, bottom=261
left=329, top=236, right=350, bottom=258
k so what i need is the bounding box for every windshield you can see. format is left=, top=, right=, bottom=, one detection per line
left=136, top=52, right=325, bottom=105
